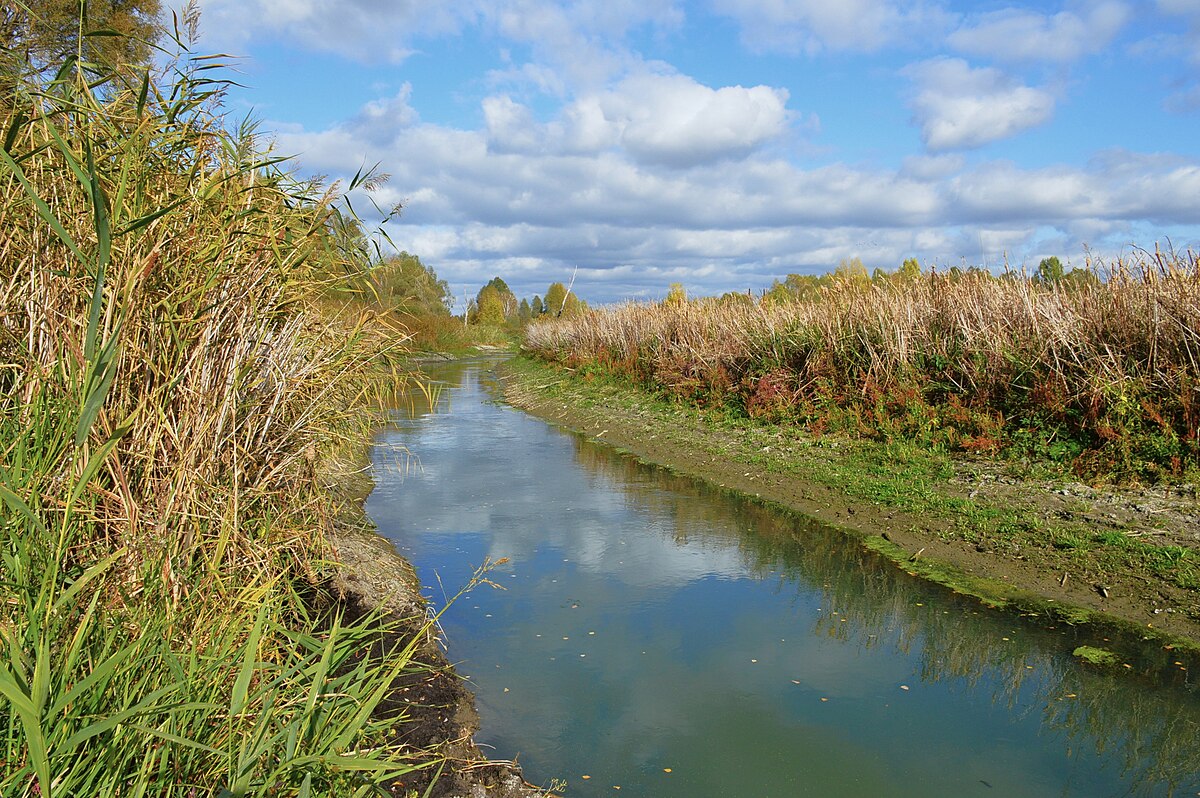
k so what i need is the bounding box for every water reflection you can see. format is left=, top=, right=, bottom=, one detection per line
left=567, top=429, right=1200, bottom=793
left=368, top=359, right=1200, bottom=797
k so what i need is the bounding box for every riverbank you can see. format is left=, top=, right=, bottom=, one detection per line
left=324, top=416, right=553, bottom=798
left=500, top=356, right=1200, bottom=650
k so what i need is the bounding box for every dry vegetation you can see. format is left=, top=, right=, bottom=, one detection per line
left=525, top=253, right=1200, bottom=481
left=0, top=15, right=440, bottom=797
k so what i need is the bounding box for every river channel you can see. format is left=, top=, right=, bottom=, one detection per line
left=366, top=358, right=1200, bottom=797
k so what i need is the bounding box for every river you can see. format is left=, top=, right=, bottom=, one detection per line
left=366, top=358, right=1200, bottom=797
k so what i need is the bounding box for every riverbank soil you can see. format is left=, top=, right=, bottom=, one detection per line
left=330, top=527, right=552, bottom=798
left=498, top=356, right=1200, bottom=648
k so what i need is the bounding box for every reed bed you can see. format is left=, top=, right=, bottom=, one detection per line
left=525, top=255, right=1200, bottom=479
left=0, top=18, right=428, bottom=798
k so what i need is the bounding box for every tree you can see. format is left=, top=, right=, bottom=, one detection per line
left=470, top=285, right=507, bottom=325
left=518, top=298, right=531, bottom=322
left=544, top=282, right=568, bottom=317
left=833, top=257, right=870, bottom=287
left=897, top=257, right=921, bottom=282
left=1035, top=256, right=1065, bottom=285
left=477, top=277, right=517, bottom=320
left=368, top=252, right=451, bottom=316
left=531, top=295, right=544, bottom=317
left=1, top=0, right=163, bottom=81
left=665, top=283, right=687, bottom=305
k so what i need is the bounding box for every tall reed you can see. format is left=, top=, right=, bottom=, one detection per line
left=525, top=254, right=1200, bottom=479
left=1, top=12, right=426, bottom=796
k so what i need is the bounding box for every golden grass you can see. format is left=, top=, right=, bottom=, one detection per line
left=525, top=253, right=1200, bottom=478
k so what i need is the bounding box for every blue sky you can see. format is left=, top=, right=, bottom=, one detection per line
left=191, top=0, right=1200, bottom=305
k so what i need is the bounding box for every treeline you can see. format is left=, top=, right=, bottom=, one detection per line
left=467, top=276, right=587, bottom=326
left=525, top=251, right=1200, bottom=481
left=346, top=257, right=589, bottom=349
left=760, top=256, right=1097, bottom=304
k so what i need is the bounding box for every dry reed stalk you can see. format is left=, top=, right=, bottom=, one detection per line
left=526, top=254, right=1200, bottom=476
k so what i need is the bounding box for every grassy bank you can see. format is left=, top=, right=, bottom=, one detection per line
left=0, top=18, right=444, bottom=797
left=526, top=256, right=1200, bottom=483
left=507, top=333, right=1200, bottom=647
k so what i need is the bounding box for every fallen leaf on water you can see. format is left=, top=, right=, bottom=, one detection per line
left=900, top=685, right=910, bottom=691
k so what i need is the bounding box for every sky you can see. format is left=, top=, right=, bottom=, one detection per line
left=188, top=0, right=1200, bottom=306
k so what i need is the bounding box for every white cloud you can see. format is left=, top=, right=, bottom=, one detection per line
left=900, top=154, right=966, bottom=180
left=948, top=2, right=1130, bottom=63
left=600, top=73, right=791, bottom=167
left=904, top=58, right=1055, bottom=150
left=711, top=0, right=951, bottom=54
left=195, top=0, right=680, bottom=76
left=480, top=72, right=791, bottom=167
left=195, top=0, right=471, bottom=62
left=269, top=84, right=1200, bottom=303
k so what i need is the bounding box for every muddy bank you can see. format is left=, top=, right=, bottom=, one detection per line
left=498, top=357, right=1200, bottom=649
left=328, top=526, right=554, bottom=798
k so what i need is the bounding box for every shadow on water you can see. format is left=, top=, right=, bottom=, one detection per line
left=370, top=359, right=1200, bottom=797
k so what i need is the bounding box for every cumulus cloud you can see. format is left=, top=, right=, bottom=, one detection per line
left=196, top=0, right=682, bottom=83
left=948, top=2, right=1130, bottom=63
left=904, top=58, right=1055, bottom=150
left=271, top=83, right=1200, bottom=303
left=597, top=73, right=791, bottom=167
left=711, top=0, right=951, bottom=54
left=481, top=72, right=791, bottom=167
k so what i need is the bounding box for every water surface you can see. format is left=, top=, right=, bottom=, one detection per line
left=367, top=359, right=1200, bottom=797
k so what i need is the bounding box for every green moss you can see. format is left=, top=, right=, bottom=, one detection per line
left=1073, top=645, right=1120, bottom=667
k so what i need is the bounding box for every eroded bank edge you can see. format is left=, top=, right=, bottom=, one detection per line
left=324, top=433, right=556, bottom=798
left=496, top=355, right=1200, bottom=664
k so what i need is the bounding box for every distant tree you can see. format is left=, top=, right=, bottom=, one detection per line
left=518, top=298, right=531, bottom=322
left=665, top=283, right=687, bottom=305
left=531, top=295, right=544, bottom=317
left=1062, top=266, right=1101, bottom=291
left=477, top=277, right=517, bottom=319
left=833, top=257, right=870, bottom=287
left=561, top=292, right=584, bottom=317
left=871, top=267, right=890, bottom=284
left=719, top=290, right=754, bottom=306
left=764, top=273, right=828, bottom=305
left=544, top=282, right=568, bottom=317
left=763, top=281, right=793, bottom=306
left=897, top=257, right=922, bottom=282
left=368, top=252, right=451, bottom=316
left=470, top=285, right=507, bottom=325
left=1035, top=256, right=1065, bottom=285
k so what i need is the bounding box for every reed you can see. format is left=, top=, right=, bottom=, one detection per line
left=525, top=253, right=1200, bottom=480
left=1, top=11, right=428, bottom=797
